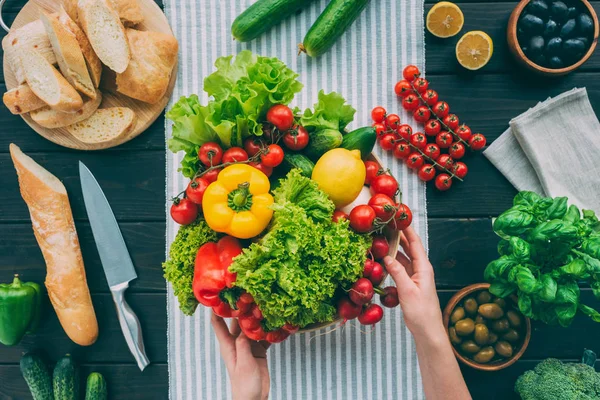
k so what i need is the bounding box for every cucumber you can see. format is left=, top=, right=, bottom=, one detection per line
left=340, top=127, right=377, bottom=159
left=20, top=353, right=53, bottom=400
left=304, top=129, right=343, bottom=160
left=283, top=153, right=315, bottom=177
left=53, top=354, right=79, bottom=400
left=85, top=372, right=108, bottom=400
left=232, top=0, right=317, bottom=42
left=300, top=0, right=371, bottom=57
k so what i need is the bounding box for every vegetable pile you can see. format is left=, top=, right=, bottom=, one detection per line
left=484, top=191, right=600, bottom=327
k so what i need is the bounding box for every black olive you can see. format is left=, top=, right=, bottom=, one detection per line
left=550, top=1, right=569, bottom=22
left=543, top=19, right=559, bottom=36
left=549, top=56, right=564, bottom=68
left=520, top=14, right=546, bottom=34
left=577, top=14, right=594, bottom=36
left=527, top=0, right=549, bottom=19
left=560, top=19, right=577, bottom=37
left=575, top=36, right=589, bottom=48
left=546, top=36, right=563, bottom=54
left=567, top=6, right=578, bottom=19
left=529, top=35, right=546, bottom=55
left=532, top=54, right=548, bottom=66
left=563, top=38, right=586, bottom=60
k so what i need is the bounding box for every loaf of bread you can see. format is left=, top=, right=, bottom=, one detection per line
left=63, top=0, right=143, bottom=25
left=9, top=144, right=98, bottom=346
left=66, top=106, right=137, bottom=144
left=30, top=89, right=102, bottom=129
left=116, top=29, right=178, bottom=104
left=3, top=84, right=46, bottom=115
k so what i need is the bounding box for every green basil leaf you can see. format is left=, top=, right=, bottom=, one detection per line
left=544, top=197, right=568, bottom=220
left=528, top=219, right=578, bottom=243
left=518, top=293, right=534, bottom=318
left=497, top=240, right=511, bottom=256
left=554, top=280, right=580, bottom=304
left=563, top=204, right=581, bottom=223
left=553, top=259, right=589, bottom=279
left=574, top=250, right=600, bottom=276
left=494, top=208, right=535, bottom=237
left=582, top=237, right=600, bottom=259
left=509, top=237, right=531, bottom=262
left=514, top=266, right=538, bottom=294
left=555, top=302, right=578, bottom=327
left=484, top=256, right=518, bottom=281
left=513, top=191, right=541, bottom=208
left=489, top=281, right=516, bottom=298
left=537, top=274, right=557, bottom=302
left=592, top=282, right=600, bottom=300
left=579, top=304, right=600, bottom=323
left=537, top=303, right=559, bottom=325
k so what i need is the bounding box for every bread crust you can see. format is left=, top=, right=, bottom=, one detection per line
left=3, top=84, right=47, bottom=115
left=30, top=89, right=102, bottom=128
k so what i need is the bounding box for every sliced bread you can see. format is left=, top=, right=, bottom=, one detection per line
left=20, top=49, right=83, bottom=113
left=2, top=19, right=57, bottom=84
left=40, top=10, right=96, bottom=99
left=66, top=107, right=137, bottom=144
left=30, top=89, right=102, bottom=128
left=77, top=0, right=131, bottom=73
left=3, top=84, right=47, bottom=115
left=110, top=0, right=144, bottom=26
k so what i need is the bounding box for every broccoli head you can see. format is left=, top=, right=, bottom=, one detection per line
left=515, top=357, right=600, bottom=400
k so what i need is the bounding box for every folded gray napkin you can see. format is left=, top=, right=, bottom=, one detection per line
left=484, top=88, right=600, bottom=212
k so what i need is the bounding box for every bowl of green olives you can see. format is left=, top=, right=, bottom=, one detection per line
left=442, top=283, right=531, bottom=371
left=507, top=0, right=599, bottom=75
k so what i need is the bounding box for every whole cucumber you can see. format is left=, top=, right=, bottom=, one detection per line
left=300, top=0, right=371, bottom=57
left=232, top=0, right=317, bottom=42
left=85, top=372, right=108, bottom=400
left=53, top=354, right=79, bottom=400
left=20, top=353, right=53, bottom=400
left=304, top=129, right=343, bottom=160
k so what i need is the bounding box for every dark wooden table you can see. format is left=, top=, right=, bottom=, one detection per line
left=1, top=0, right=600, bottom=398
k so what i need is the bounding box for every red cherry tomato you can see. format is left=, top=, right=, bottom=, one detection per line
left=358, top=304, right=384, bottom=325
left=371, top=235, right=390, bottom=259
left=185, top=177, right=210, bottom=205
left=371, top=106, right=387, bottom=123
left=379, top=134, right=396, bottom=151
left=388, top=203, right=413, bottom=231
left=435, top=131, right=454, bottom=149
left=402, top=65, right=421, bottom=82
left=469, top=133, right=487, bottom=151
left=456, top=125, right=472, bottom=141
left=413, top=106, right=431, bottom=123
left=368, top=262, right=385, bottom=286
left=453, top=162, right=468, bottom=179
left=396, top=124, right=413, bottom=141
left=244, top=137, right=264, bottom=157
left=282, top=126, right=309, bottom=151
left=222, top=147, right=249, bottom=163
left=413, top=77, right=429, bottom=93
left=424, top=119, right=441, bottom=136
left=370, top=174, right=399, bottom=198
left=435, top=173, right=453, bottom=191
left=198, top=142, right=223, bottom=167
left=332, top=210, right=349, bottom=223
left=203, top=168, right=221, bottom=183
left=266, top=104, right=294, bottom=131
left=449, top=142, right=466, bottom=159
left=409, top=132, right=427, bottom=150
left=249, top=162, right=273, bottom=177
left=364, top=161, right=381, bottom=185
left=418, top=164, right=436, bottom=181
left=373, top=123, right=387, bottom=139
left=349, top=205, right=376, bottom=233
left=394, top=80, right=413, bottom=97
left=393, top=142, right=411, bottom=160
left=406, top=153, right=424, bottom=170
left=433, top=101, right=449, bottom=118
left=260, top=144, right=284, bottom=167
left=380, top=286, right=400, bottom=308
left=443, top=114, right=460, bottom=131
left=423, top=143, right=441, bottom=160
left=385, top=114, right=401, bottom=130
left=424, top=89, right=438, bottom=106
left=368, top=194, right=397, bottom=220
left=170, top=198, right=198, bottom=225
left=402, top=94, right=420, bottom=111
left=436, top=154, right=455, bottom=171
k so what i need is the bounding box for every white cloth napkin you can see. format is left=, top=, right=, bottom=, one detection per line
left=484, top=88, right=600, bottom=212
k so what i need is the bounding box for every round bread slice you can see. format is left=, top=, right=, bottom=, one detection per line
left=30, top=89, right=102, bottom=128
left=66, top=107, right=137, bottom=144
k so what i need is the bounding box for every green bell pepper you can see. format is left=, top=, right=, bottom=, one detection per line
left=0, top=275, right=43, bottom=346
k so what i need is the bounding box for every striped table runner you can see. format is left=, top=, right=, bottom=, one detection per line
left=164, top=1, right=427, bottom=398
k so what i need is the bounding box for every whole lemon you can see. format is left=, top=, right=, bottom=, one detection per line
left=311, top=148, right=366, bottom=208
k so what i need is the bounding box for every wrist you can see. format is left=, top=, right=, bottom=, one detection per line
left=411, top=323, right=449, bottom=350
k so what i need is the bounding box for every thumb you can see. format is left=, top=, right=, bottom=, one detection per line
left=384, top=256, right=413, bottom=292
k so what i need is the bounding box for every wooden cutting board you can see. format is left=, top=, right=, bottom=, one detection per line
left=2, top=0, right=177, bottom=150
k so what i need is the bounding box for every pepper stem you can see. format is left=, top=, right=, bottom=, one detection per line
left=227, top=182, right=253, bottom=212
left=12, top=274, right=21, bottom=287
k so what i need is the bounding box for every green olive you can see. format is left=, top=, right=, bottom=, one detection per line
left=487, top=332, right=499, bottom=345
left=491, top=318, right=510, bottom=333
left=502, top=329, right=520, bottom=343
left=455, top=318, right=475, bottom=336
left=464, top=297, right=478, bottom=316
left=473, top=346, right=495, bottom=364
left=493, top=298, right=507, bottom=309
left=506, top=310, right=522, bottom=328
left=449, top=327, right=462, bottom=345
left=450, top=306, right=466, bottom=324
left=475, top=315, right=485, bottom=325
left=478, top=303, right=505, bottom=320
left=477, top=291, right=492, bottom=304
left=474, top=324, right=490, bottom=346
left=495, top=341, right=514, bottom=358
left=460, top=340, right=481, bottom=354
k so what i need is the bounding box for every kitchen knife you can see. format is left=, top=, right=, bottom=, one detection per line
left=79, top=161, right=150, bottom=371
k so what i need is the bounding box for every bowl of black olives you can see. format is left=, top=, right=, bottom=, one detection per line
left=507, top=0, right=598, bottom=75
left=442, top=283, right=532, bottom=371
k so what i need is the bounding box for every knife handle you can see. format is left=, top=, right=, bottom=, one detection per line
left=110, top=282, right=150, bottom=371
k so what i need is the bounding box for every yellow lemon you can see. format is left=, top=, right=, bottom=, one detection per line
left=426, top=2, right=464, bottom=38
left=456, top=31, right=494, bottom=70
left=311, top=149, right=366, bottom=208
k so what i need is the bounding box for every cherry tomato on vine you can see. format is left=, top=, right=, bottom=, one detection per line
left=371, top=106, right=387, bottom=123
left=433, top=101, right=449, bottom=118
left=443, top=114, right=460, bottom=131
left=244, top=137, right=264, bottom=157
left=397, top=124, right=413, bottom=141
left=249, top=161, right=273, bottom=177
left=456, top=125, right=472, bottom=141
left=413, top=106, right=431, bottom=123
left=185, top=177, right=210, bottom=205
left=424, top=119, right=441, bottom=136
left=266, top=104, right=294, bottom=131
left=418, top=164, right=436, bottom=182
left=170, top=198, right=198, bottom=225
left=402, top=94, right=420, bottom=111
left=436, top=131, right=453, bottom=149
left=469, top=133, right=487, bottom=151
left=379, top=134, right=396, bottom=151
left=453, top=162, right=468, bottom=179
left=370, top=174, right=399, bottom=197
left=403, top=65, right=421, bottom=82
left=349, top=205, right=376, bottom=233
left=368, top=193, right=397, bottom=220
left=389, top=203, right=413, bottom=230
left=260, top=144, right=284, bottom=167
left=424, top=89, right=438, bottom=106
left=222, top=147, right=249, bottom=163
left=413, top=77, right=428, bottom=93
left=406, top=153, right=424, bottom=170
left=198, top=142, right=223, bottom=167
left=449, top=142, right=466, bottom=159
left=436, top=154, right=455, bottom=171
left=393, top=142, right=411, bottom=160
left=409, top=132, right=427, bottom=149
left=364, top=160, right=381, bottom=185
left=203, top=167, right=221, bottom=183
left=373, top=122, right=387, bottom=139
left=423, top=143, right=441, bottom=160
left=394, top=80, right=413, bottom=97
left=332, top=210, right=349, bottom=223
left=385, top=114, right=401, bottom=130
left=282, top=126, right=309, bottom=151
left=435, top=174, right=453, bottom=191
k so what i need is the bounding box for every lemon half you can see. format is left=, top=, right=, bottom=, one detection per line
left=456, top=31, right=494, bottom=70
left=426, top=2, right=464, bottom=38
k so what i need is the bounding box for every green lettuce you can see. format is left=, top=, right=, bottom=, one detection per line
left=300, top=90, right=356, bottom=132
left=230, top=169, right=370, bottom=329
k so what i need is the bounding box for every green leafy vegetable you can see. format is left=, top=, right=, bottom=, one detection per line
left=485, top=191, right=600, bottom=327
left=163, top=219, right=218, bottom=315
left=300, top=90, right=356, bottom=132
left=230, top=169, right=370, bottom=329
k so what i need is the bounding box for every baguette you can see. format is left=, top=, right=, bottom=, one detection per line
left=30, top=90, right=102, bottom=129
left=9, top=144, right=98, bottom=347
left=3, top=84, right=46, bottom=115
left=40, top=10, right=96, bottom=99
left=20, top=49, right=84, bottom=113
left=66, top=107, right=137, bottom=144
left=78, top=0, right=131, bottom=73
left=63, top=0, right=143, bottom=25
left=2, top=20, right=57, bottom=84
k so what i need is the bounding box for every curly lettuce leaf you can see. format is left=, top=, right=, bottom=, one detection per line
left=167, top=95, right=218, bottom=152
left=300, top=90, right=356, bottom=132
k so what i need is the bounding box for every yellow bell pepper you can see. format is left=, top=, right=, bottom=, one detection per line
left=202, top=164, right=274, bottom=239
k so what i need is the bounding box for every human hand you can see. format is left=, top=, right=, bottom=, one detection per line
left=383, top=226, right=444, bottom=340
left=211, top=313, right=271, bottom=400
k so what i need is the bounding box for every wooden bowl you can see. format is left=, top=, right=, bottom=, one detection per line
left=442, top=283, right=532, bottom=371
left=299, top=152, right=401, bottom=333
left=507, top=0, right=599, bottom=76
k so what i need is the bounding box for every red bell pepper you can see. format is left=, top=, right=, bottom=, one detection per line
left=212, top=292, right=255, bottom=318
left=238, top=305, right=267, bottom=341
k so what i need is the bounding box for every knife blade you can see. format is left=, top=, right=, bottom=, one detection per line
left=79, top=161, right=150, bottom=371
